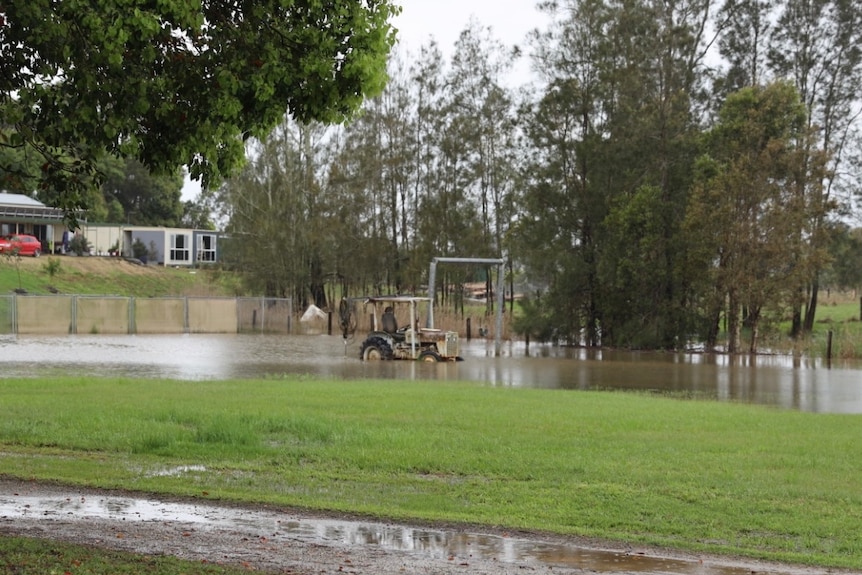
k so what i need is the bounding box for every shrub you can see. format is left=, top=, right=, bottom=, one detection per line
left=131, top=238, right=149, bottom=261
left=42, top=257, right=62, bottom=279
left=69, top=235, right=91, bottom=256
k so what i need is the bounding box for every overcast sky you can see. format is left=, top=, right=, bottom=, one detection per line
left=182, top=1, right=548, bottom=200
left=393, top=0, right=547, bottom=57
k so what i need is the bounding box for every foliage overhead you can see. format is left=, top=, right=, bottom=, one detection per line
left=0, top=0, right=399, bottom=213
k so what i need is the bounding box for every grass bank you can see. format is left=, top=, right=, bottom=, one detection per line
left=0, top=255, right=240, bottom=297
left=1, top=376, right=860, bottom=569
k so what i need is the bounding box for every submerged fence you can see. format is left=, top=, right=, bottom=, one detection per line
left=0, top=295, right=295, bottom=335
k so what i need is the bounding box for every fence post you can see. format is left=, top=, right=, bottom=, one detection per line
left=70, top=295, right=78, bottom=334
left=466, top=317, right=472, bottom=340
left=129, top=297, right=136, bottom=334
left=183, top=296, right=190, bottom=334
left=287, top=297, right=293, bottom=334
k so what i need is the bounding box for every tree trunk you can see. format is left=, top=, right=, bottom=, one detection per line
left=748, top=306, right=761, bottom=354
left=727, top=290, right=739, bottom=354
left=790, top=306, right=802, bottom=338
left=803, top=277, right=819, bottom=333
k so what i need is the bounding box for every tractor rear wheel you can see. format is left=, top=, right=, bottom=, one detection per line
left=360, top=336, right=394, bottom=360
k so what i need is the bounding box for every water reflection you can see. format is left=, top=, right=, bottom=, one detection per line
left=1, top=333, right=861, bottom=413
left=0, top=492, right=775, bottom=574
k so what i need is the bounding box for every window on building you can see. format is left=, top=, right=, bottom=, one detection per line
left=170, top=234, right=190, bottom=262
left=197, top=234, right=217, bottom=262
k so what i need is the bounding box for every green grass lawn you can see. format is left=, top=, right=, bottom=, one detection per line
left=1, top=376, right=860, bottom=569
left=0, top=537, right=256, bottom=575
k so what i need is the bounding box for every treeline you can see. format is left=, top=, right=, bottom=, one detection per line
left=215, top=0, right=862, bottom=352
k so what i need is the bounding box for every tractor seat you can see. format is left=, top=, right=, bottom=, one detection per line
left=381, top=310, right=406, bottom=341
left=382, top=310, right=398, bottom=333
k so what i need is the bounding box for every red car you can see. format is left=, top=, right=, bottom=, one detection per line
left=0, top=234, right=43, bottom=257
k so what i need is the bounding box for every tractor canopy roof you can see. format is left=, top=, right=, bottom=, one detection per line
left=361, top=295, right=430, bottom=305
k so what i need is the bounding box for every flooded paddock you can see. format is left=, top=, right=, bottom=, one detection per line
left=1, top=337, right=858, bottom=574
left=1, top=333, right=861, bottom=413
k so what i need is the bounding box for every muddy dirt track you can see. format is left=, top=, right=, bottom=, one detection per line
left=0, top=478, right=850, bottom=575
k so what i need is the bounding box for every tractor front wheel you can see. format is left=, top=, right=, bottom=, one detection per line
left=360, top=336, right=394, bottom=361
left=418, top=350, right=443, bottom=362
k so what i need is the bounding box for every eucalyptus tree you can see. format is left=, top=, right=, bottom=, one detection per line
left=445, top=21, right=520, bottom=255
left=405, top=41, right=449, bottom=283
left=370, top=54, right=417, bottom=291
left=684, top=82, right=828, bottom=353
left=326, top=54, right=416, bottom=294
left=324, top=121, right=389, bottom=295
left=823, top=224, right=862, bottom=295
left=435, top=21, right=521, bottom=309
left=594, top=0, right=715, bottom=349
left=520, top=0, right=713, bottom=348
left=518, top=0, right=611, bottom=345
left=716, top=0, right=777, bottom=91
left=1, top=0, right=398, bottom=216
left=219, top=119, right=334, bottom=305
left=767, top=0, right=862, bottom=334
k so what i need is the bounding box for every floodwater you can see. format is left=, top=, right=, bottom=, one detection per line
left=1, top=333, right=861, bottom=413
left=0, top=489, right=793, bottom=574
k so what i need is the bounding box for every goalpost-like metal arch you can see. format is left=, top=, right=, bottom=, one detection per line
left=427, top=257, right=505, bottom=356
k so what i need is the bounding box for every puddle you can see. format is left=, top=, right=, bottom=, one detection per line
left=147, top=465, right=208, bottom=477
left=1, top=492, right=783, bottom=574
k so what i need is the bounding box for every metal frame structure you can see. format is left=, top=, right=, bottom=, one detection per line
left=427, top=257, right=505, bottom=356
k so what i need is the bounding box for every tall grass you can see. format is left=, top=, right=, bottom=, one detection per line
left=1, top=376, right=861, bottom=568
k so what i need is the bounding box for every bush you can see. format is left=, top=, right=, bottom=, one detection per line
left=69, top=235, right=91, bottom=256
left=131, top=238, right=149, bottom=262
left=42, top=257, right=62, bottom=279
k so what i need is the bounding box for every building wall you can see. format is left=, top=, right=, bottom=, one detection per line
left=80, top=225, right=124, bottom=255
left=1, top=216, right=225, bottom=266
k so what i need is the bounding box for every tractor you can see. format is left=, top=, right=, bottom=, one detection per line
left=343, top=296, right=461, bottom=362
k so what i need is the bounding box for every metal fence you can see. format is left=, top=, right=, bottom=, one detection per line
left=0, top=295, right=296, bottom=335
